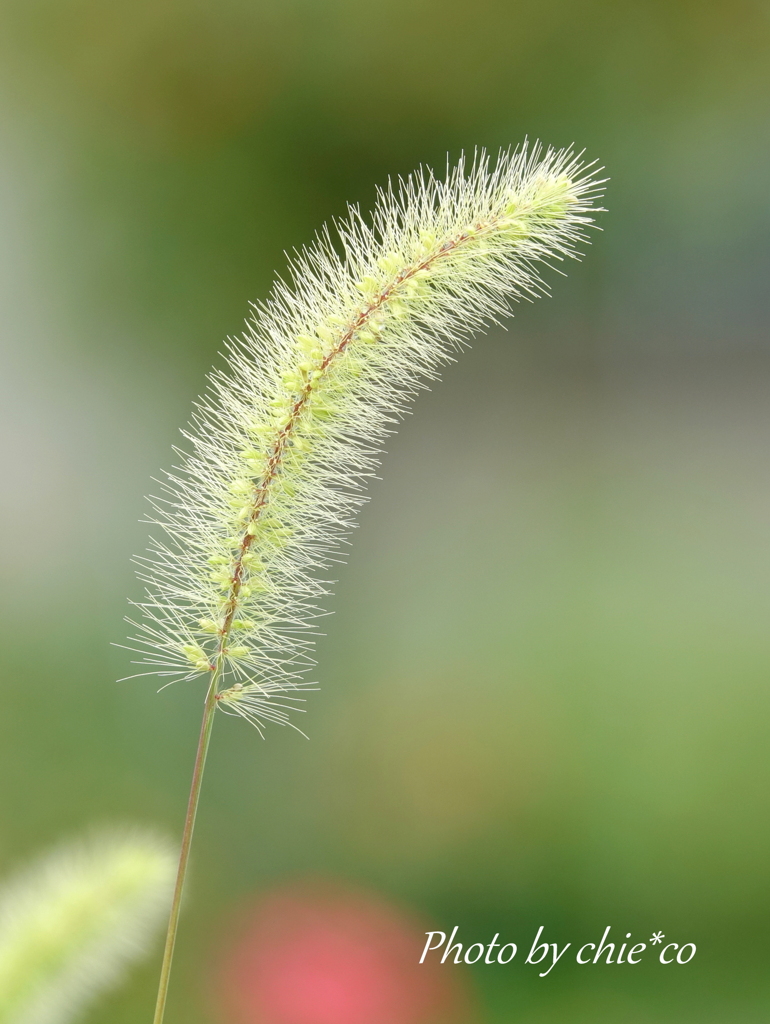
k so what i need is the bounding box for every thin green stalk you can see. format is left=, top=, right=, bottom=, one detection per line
left=152, top=677, right=219, bottom=1024
left=153, top=409, right=259, bottom=1022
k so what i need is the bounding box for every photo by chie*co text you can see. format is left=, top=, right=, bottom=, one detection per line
left=420, top=926, right=697, bottom=976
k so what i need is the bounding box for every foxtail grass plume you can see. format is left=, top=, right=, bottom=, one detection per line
left=0, top=830, right=175, bottom=1024
left=126, top=144, right=605, bottom=734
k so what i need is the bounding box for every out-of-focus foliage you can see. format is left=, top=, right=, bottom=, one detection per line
left=0, top=2, right=768, bottom=1022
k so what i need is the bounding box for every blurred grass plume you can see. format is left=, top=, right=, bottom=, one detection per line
left=0, top=830, right=175, bottom=1024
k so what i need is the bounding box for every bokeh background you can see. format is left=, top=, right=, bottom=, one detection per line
left=1, top=1, right=769, bottom=1021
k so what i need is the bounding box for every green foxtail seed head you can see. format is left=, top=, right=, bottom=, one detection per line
left=123, top=143, right=605, bottom=735
left=0, top=830, right=175, bottom=1024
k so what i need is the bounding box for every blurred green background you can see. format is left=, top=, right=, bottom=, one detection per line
left=0, top=0, right=769, bottom=1021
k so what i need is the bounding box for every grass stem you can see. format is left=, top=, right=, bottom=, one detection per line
left=152, top=680, right=219, bottom=1024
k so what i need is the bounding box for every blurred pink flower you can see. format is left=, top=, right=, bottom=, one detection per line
left=216, top=879, right=472, bottom=1024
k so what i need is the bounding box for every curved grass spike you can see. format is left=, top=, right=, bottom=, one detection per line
left=128, top=144, right=605, bottom=1022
